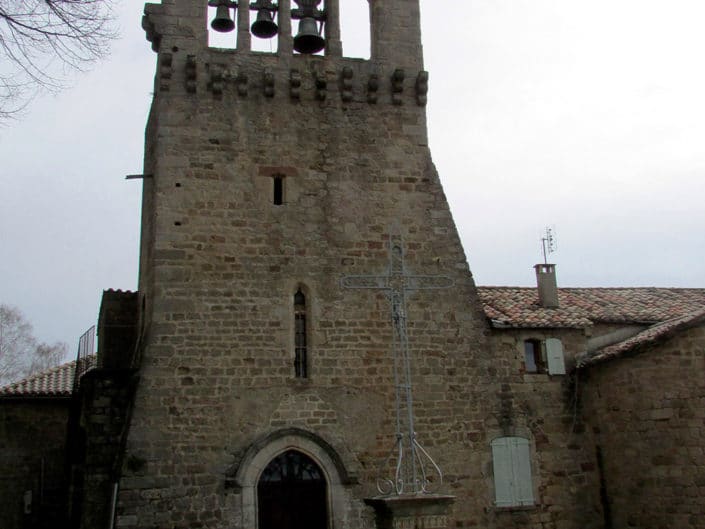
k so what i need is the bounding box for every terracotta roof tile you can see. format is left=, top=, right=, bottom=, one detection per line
left=0, top=356, right=96, bottom=397
left=576, top=308, right=705, bottom=368
left=477, top=287, right=705, bottom=328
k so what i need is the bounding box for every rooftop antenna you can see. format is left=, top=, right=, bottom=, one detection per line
left=541, top=226, right=557, bottom=264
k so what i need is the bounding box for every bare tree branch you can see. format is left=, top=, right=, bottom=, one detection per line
left=0, top=0, right=117, bottom=117
left=0, top=304, right=70, bottom=385
left=30, top=341, right=69, bottom=374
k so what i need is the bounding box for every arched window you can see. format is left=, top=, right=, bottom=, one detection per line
left=294, top=288, right=308, bottom=378
left=258, top=450, right=328, bottom=529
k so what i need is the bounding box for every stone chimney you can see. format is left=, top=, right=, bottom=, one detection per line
left=97, top=289, right=140, bottom=369
left=534, top=264, right=559, bottom=308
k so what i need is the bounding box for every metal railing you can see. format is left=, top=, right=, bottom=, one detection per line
left=73, top=325, right=95, bottom=391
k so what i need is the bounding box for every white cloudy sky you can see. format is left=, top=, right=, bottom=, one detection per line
left=1, top=0, right=704, bottom=354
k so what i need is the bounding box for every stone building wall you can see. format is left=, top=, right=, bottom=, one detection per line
left=580, top=324, right=705, bottom=529
left=483, top=329, right=602, bottom=529
left=75, top=369, right=138, bottom=529
left=0, top=399, right=71, bottom=529
left=116, top=1, right=603, bottom=528
left=119, top=51, right=496, bottom=528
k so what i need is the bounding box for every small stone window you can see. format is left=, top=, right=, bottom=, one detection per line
left=523, top=338, right=566, bottom=375
left=523, top=339, right=545, bottom=373
left=294, top=288, right=308, bottom=378
left=491, top=437, right=535, bottom=508
left=273, top=175, right=284, bottom=205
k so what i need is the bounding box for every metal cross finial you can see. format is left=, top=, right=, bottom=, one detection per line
left=341, top=228, right=453, bottom=495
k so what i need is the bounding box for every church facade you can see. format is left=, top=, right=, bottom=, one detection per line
left=117, top=0, right=496, bottom=526
left=2, top=1, right=705, bottom=529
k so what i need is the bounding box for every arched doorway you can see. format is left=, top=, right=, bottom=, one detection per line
left=257, top=450, right=328, bottom=529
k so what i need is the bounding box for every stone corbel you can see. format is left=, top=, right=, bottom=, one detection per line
left=315, top=71, right=327, bottom=101
left=367, top=73, right=379, bottom=104
left=415, top=71, right=429, bottom=106
left=391, top=69, right=404, bottom=106
left=263, top=70, right=275, bottom=98
left=209, top=64, right=225, bottom=95
left=185, top=55, right=197, bottom=93
left=290, top=69, right=302, bottom=100
left=158, top=53, right=172, bottom=92
left=340, top=67, right=353, bottom=103
left=236, top=72, right=248, bottom=97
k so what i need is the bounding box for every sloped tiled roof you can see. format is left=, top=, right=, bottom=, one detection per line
left=576, top=308, right=705, bottom=368
left=0, top=356, right=96, bottom=398
left=477, top=287, right=705, bottom=328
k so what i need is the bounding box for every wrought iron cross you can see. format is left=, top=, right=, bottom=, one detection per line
left=340, top=230, right=453, bottom=495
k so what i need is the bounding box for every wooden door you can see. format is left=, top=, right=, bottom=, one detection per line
left=258, top=450, right=328, bottom=529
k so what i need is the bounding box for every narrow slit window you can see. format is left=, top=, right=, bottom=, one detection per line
left=294, top=288, right=307, bottom=378
left=273, top=176, right=284, bottom=205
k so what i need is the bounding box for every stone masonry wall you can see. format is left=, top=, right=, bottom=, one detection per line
left=0, top=399, right=70, bottom=529
left=119, top=63, right=496, bottom=526
left=483, top=329, right=602, bottom=529
left=580, top=324, right=705, bottom=529
left=77, top=369, right=138, bottom=529
left=115, top=1, right=603, bottom=528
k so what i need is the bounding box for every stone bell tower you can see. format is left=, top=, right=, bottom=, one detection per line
left=114, top=1, right=491, bottom=528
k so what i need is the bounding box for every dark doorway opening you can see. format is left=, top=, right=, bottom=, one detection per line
left=258, top=450, right=328, bottom=529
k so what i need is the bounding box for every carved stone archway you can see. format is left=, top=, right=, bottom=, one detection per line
left=233, top=428, right=354, bottom=529
left=258, top=450, right=327, bottom=529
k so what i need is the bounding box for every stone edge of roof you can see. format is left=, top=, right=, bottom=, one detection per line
left=576, top=308, right=705, bottom=369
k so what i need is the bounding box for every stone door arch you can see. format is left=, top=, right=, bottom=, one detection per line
left=258, top=450, right=327, bottom=529
left=234, top=429, right=353, bottom=529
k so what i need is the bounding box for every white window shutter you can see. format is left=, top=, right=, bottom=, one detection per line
left=491, top=438, right=514, bottom=507
left=545, top=338, right=566, bottom=375
left=511, top=438, right=535, bottom=506
left=492, top=437, right=535, bottom=507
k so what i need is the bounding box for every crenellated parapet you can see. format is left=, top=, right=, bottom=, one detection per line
left=153, top=48, right=429, bottom=106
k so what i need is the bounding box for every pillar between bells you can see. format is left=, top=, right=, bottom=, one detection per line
left=365, top=495, right=455, bottom=529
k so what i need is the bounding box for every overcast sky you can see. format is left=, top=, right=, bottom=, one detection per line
left=1, top=0, right=704, bottom=355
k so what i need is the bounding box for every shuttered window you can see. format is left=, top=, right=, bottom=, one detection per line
left=491, top=437, right=535, bottom=507
left=545, top=338, right=566, bottom=375
left=524, top=338, right=566, bottom=375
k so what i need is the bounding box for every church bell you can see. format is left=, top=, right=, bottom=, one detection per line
left=251, top=9, right=278, bottom=39
left=210, top=1, right=236, bottom=33
left=293, top=17, right=325, bottom=54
